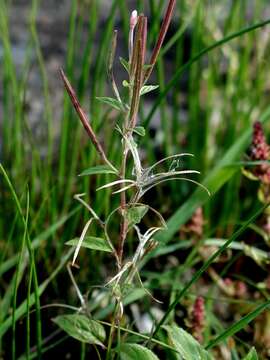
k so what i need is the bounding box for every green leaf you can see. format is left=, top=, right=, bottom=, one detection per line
left=126, top=205, right=149, bottom=228
left=119, top=343, right=160, bottom=360
left=133, top=126, right=146, bottom=137
left=66, top=236, right=112, bottom=253
left=242, top=243, right=270, bottom=267
left=120, top=57, right=130, bottom=73
left=79, top=165, right=117, bottom=177
left=140, top=85, right=159, bottom=96
left=96, top=96, right=123, bottom=111
left=241, top=167, right=259, bottom=181
left=122, top=80, right=131, bottom=88
left=243, top=347, right=258, bottom=360
left=53, top=314, right=105, bottom=346
left=164, top=325, right=212, bottom=360
left=143, top=64, right=152, bottom=70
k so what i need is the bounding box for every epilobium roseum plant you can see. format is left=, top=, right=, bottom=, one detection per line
left=55, top=1, right=211, bottom=358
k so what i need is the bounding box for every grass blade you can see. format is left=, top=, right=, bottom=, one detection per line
left=206, top=300, right=270, bottom=349
left=0, top=248, right=73, bottom=338
left=0, top=165, right=42, bottom=358
left=12, top=191, right=30, bottom=360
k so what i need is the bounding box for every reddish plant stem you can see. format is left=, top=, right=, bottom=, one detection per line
left=130, top=16, right=144, bottom=83
left=129, top=39, right=143, bottom=128
left=118, top=151, right=128, bottom=267
left=141, top=16, right=147, bottom=66
left=130, top=16, right=147, bottom=129
left=144, top=0, right=176, bottom=82
left=59, top=69, right=116, bottom=171
left=118, top=16, right=147, bottom=265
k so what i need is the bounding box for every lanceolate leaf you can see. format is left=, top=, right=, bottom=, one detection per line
left=126, top=205, right=149, bottom=228
left=120, top=57, right=130, bottom=73
left=206, top=300, right=270, bottom=350
left=133, top=126, right=146, bottom=137
left=79, top=165, right=117, bottom=176
left=53, top=314, right=105, bottom=346
left=164, top=325, right=213, bottom=360
left=66, top=236, right=113, bottom=253
left=96, top=96, right=123, bottom=111
left=241, top=167, right=259, bottom=181
left=119, top=343, right=160, bottom=360
left=123, top=80, right=131, bottom=88
left=243, top=347, right=259, bottom=360
left=140, top=85, right=159, bottom=96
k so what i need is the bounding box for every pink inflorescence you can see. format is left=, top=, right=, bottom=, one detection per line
left=192, top=296, right=205, bottom=343
left=186, top=207, right=204, bottom=238
left=234, top=280, right=247, bottom=298
left=250, top=121, right=270, bottom=184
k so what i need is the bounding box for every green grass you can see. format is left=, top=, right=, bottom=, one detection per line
left=1, top=0, right=270, bottom=358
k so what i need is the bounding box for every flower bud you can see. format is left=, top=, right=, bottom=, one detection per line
left=249, top=121, right=270, bottom=184
left=191, top=296, right=205, bottom=343
left=130, top=10, right=138, bottom=29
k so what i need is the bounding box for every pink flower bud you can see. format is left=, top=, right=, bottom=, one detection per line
left=130, top=10, right=138, bottom=29
left=235, top=281, right=247, bottom=298
left=224, top=278, right=233, bottom=287
left=248, top=121, right=270, bottom=184
left=191, top=296, right=205, bottom=343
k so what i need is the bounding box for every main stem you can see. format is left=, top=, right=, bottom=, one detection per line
left=109, top=13, right=148, bottom=354
left=109, top=79, right=133, bottom=356
left=106, top=301, right=120, bottom=360
left=118, top=148, right=128, bottom=267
